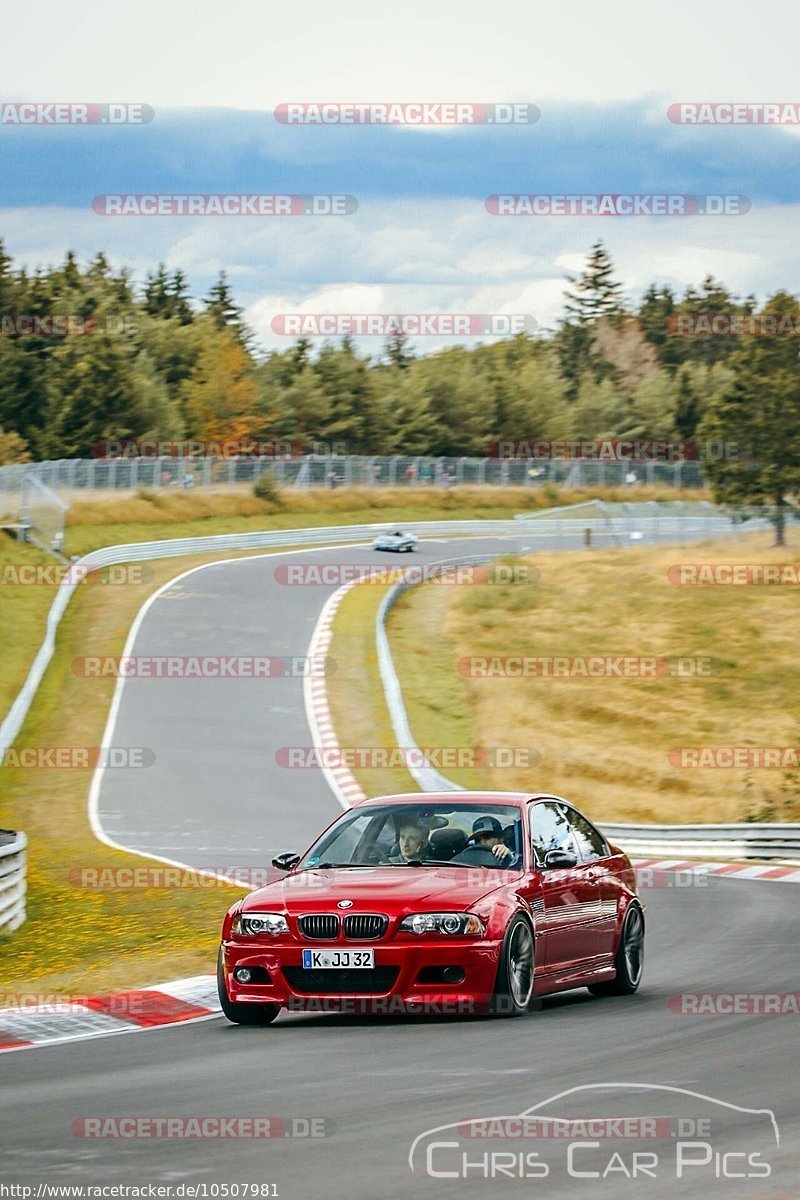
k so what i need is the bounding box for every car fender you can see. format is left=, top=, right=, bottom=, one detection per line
left=221, top=900, right=243, bottom=940
left=471, top=886, right=531, bottom=941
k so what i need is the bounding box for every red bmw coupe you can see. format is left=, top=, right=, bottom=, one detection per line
left=217, top=792, right=645, bottom=1024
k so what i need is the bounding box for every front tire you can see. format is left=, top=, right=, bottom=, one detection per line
left=588, top=903, right=644, bottom=997
left=490, top=914, right=534, bottom=1016
left=217, top=950, right=280, bottom=1025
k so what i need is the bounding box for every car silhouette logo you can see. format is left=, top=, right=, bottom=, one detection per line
left=337, top=900, right=354, bottom=909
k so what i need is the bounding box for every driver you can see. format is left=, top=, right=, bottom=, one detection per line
left=389, top=820, right=430, bottom=864
left=470, top=816, right=520, bottom=866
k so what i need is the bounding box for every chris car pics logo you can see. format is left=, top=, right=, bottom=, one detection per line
left=409, top=1083, right=780, bottom=1183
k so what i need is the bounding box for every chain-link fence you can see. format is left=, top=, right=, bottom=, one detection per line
left=0, top=454, right=706, bottom=517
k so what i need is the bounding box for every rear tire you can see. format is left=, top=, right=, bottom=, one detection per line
left=490, top=914, right=534, bottom=1016
left=588, top=903, right=644, bottom=997
left=217, top=950, right=280, bottom=1025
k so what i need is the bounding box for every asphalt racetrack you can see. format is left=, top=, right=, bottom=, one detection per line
left=1, top=535, right=797, bottom=1198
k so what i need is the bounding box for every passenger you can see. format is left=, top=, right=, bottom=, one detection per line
left=469, top=816, right=520, bottom=866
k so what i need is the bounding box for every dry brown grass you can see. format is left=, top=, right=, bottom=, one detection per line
left=68, top=484, right=709, bottom=530
left=390, top=533, right=800, bottom=825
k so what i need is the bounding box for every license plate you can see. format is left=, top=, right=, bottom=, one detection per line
left=302, top=949, right=375, bottom=969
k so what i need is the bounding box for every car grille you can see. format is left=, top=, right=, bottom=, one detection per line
left=297, top=914, right=339, bottom=940
left=283, top=967, right=399, bottom=995
left=343, top=913, right=388, bottom=940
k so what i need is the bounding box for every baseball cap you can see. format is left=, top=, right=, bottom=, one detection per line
left=471, top=815, right=503, bottom=838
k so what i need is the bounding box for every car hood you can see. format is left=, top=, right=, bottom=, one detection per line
left=241, top=865, right=515, bottom=914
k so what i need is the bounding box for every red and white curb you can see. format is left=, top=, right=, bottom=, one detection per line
left=304, top=580, right=368, bottom=809
left=0, top=975, right=219, bottom=1053
left=633, top=858, right=800, bottom=884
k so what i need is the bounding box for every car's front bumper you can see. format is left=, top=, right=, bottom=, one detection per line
left=221, top=937, right=502, bottom=1016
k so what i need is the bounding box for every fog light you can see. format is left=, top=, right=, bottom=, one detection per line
left=234, top=967, right=253, bottom=983
left=442, top=967, right=465, bottom=984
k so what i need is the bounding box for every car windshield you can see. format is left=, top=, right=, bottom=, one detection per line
left=299, top=802, right=523, bottom=870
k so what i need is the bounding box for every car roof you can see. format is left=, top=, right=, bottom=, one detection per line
left=351, top=791, right=552, bottom=810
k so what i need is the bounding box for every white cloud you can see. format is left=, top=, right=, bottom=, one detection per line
left=4, top=200, right=799, bottom=357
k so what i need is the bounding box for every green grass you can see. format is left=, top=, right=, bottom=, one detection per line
left=0, top=543, right=326, bottom=999
left=0, top=540, right=62, bottom=716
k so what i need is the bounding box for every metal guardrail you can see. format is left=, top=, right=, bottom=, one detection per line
left=377, top=555, right=495, bottom=793
left=374, top=550, right=800, bottom=863
left=0, top=830, right=27, bottom=931
left=601, top=824, right=800, bottom=862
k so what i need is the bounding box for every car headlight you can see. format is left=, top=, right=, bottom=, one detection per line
left=232, top=912, right=289, bottom=937
left=399, top=912, right=485, bottom=936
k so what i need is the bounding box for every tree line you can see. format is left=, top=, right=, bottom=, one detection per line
left=0, top=239, right=798, bottom=534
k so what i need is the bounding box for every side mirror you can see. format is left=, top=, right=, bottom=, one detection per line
left=272, top=851, right=300, bottom=872
left=543, top=849, right=578, bottom=870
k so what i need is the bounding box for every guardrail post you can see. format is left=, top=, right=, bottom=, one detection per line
left=0, top=830, right=27, bottom=932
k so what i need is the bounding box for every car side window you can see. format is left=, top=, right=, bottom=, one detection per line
left=564, top=807, right=608, bottom=861
left=529, top=801, right=578, bottom=864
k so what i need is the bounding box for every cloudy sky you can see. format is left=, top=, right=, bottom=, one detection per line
left=1, top=0, right=799, bottom=353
